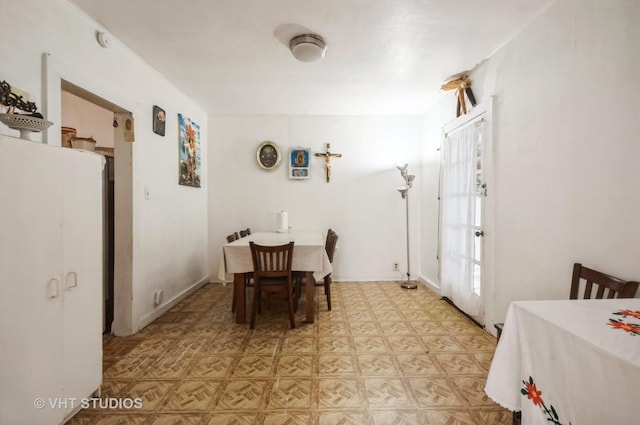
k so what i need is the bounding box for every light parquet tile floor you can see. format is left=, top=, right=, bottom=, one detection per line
left=67, top=282, right=510, bottom=425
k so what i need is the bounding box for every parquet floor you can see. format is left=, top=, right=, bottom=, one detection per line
left=66, top=281, right=510, bottom=424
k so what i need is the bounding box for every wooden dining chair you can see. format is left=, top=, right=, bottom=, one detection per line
left=295, top=229, right=338, bottom=311
left=570, top=263, right=639, bottom=299
left=239, top=228, right=251, bottom=238
left=322, top=229, right=339, bottom=310
left=498, top=263, right=638, bottom=425
left=495, top=262, right=639, bottom=341
left=226, top=232, right=253, bottom=313
left=249, top=241, right=296, bottom=329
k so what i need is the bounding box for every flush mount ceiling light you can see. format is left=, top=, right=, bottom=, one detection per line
left=289, top=33, right=327, bottom=63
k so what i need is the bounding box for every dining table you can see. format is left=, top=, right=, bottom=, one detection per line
left=218, top=229, right=333, bottom=324
left=484, top=298, right=640, bottom=425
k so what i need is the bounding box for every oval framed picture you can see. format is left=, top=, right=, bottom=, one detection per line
left=256, top=140, right=282, bottom=170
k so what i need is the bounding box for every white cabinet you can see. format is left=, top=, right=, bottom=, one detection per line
left=0, top=135, right=104, bottom=425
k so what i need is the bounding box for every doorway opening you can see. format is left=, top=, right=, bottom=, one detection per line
left=58, top=80, right=133, bottom=336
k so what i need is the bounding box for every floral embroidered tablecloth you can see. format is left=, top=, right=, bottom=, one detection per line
left=485, top=299, right=640, bottom=425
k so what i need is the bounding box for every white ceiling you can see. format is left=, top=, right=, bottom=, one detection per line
left=69, top=0, right=552, bottom=115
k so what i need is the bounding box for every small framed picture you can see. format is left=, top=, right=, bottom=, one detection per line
left=152, top=105, right=166, bottom=136
left=289, top=148, right=311, bottom=179
left=256, top=141, right=282, bottom=170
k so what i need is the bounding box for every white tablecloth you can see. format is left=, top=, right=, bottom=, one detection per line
left=485, top=298, right=640, bottom=425
left=217, top=230, right=332, bottom=282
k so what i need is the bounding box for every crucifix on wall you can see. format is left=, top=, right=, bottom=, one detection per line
left=315, top=143, right=342, bottom=183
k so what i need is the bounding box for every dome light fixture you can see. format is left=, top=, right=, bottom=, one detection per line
left=289, top=33, right=327, bottom=63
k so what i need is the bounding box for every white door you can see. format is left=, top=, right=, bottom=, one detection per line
left=440, top=110, right=487, bottom=320
left=61, top=149, right=104, bottom=417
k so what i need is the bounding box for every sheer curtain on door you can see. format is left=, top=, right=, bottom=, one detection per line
left=440, top=120, right=483, bottom=316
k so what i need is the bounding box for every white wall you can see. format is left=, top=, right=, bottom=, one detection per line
left=421, top=0, right=640, bottom=329
left=1, top=0, right=209, bottom=335
left=208, top=115, right=423, bottom=282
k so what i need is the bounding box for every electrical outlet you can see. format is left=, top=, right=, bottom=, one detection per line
left=393, top=262, right=399, bottom=271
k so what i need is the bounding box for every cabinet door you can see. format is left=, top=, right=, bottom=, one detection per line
left=0, top=137, right=64, bottom=425
left=61, top=149, right=104, bottom=417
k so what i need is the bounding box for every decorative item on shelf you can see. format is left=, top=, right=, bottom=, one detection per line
left=441, top=73, right=477, bottom=117
left=256, top=140, right=282, bottom=171
left=396, top=163, right=417, bottom=289
left=315, top=143, right=342, bottom=183
left=61, top=126, right=77, bottom=148
left=0, top=114, right=53, bottom=141
left=70, top=137, right=96, bottom=151
left=0, top=80, right=53, bottom=141
left=289, top=147, right=311, bottom=179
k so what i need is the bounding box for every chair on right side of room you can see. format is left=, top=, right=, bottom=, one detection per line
left=497, top=263, right=639, bottom=425
left=495, top=262, right=639, bottom=341
left=295, top=229, right=338, bottom=311
left=569, top=262, right=639, bottom=300
left=322, top=229, right=339, bottom=311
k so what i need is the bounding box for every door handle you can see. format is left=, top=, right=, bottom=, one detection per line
left=47, top=278, right=60, bottom=299
left=66, top=272, right=78, bottom=291
left=475, top=230, right=484, bottom=237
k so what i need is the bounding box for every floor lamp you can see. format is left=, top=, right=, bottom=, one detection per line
left=396, top=164, right=417, bottom=289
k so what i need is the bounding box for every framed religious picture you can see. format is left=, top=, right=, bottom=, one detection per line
left=256, top=141, right=282, bottom=170
left=289, top=147, right=311, bottom=179
left=178, top=114, right=201, bottom=187
left=152, top=105, right=166, bottom=136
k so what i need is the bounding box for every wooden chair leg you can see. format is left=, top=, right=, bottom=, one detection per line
left=250, top=284, right=260, bottom=329
left=324, top=275, right=332, bottom=311
left=292, top=283, right=298, bottom=313
left=231, top=289, right=236, bottom=313
left=287, top=285, right=296, bottom=329
left=513, top=411, right=521, bottom=425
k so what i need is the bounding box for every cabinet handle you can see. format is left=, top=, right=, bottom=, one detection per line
left=66, top=272, right=78, bottom=291
left=47, top=278, right=60, bottom=299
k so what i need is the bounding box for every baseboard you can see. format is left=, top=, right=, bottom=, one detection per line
left=417, top=275, right=440, bottom=293
left=137, top=276, right=209, bottom=332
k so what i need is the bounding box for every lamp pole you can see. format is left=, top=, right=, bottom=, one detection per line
left=397, top=164, right=417, bottom=289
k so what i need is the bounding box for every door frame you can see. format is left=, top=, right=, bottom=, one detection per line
left=439, top=97, right=495, bottom=326
left=43, top=53, right=134, bottom=336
